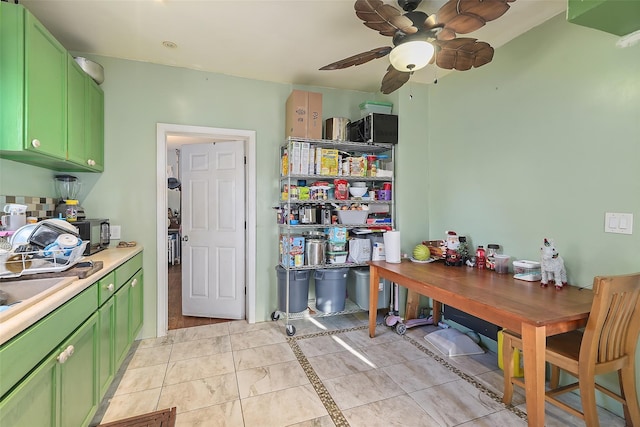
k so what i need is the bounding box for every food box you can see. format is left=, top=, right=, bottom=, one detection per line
left=513, top=260, right=542, bottom=282
left=325, top=227, right=347, bottom=243
left=349, top=156, right=367, bottom=177
left=285, top=90, right=323, bottom=139
left=337, top=209, right=369, bottom=225
left=321, top=149, right=339, bottom=176
left=280, top=235, right=305, bottom=267
left=327, top=251, right=348, bottom=264
left=359, top=101, right=393, bottom=117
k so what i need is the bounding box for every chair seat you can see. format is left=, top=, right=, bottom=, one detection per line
left=546, top=330, right=582, bottom=361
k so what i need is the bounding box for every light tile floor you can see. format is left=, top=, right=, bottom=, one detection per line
left=92, top=312, right=626, bottom=427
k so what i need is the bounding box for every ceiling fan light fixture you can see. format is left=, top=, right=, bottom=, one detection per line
left=389, top=40, right=434, bottom=72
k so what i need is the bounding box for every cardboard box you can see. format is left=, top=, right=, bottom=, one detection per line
left=285, top=90, right=323, bottom=139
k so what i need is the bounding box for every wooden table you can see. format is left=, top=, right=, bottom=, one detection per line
left=368, top=260, right=593, bottom=427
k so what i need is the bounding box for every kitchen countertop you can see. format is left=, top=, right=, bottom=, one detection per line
left=0, top=245, right=143, bottom=345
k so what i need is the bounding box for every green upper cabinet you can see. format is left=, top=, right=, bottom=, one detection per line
left=85, top=77, right=104, bottom=171
left=0, top=2, right=104, bottom=172
left=67, top=56, right=104, bottom=172
left=67, top=56, right=87, bottom=166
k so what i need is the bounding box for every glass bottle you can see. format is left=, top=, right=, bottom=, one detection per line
left=65, top=199, right=78, bottom=222
left=476, top=245, right=486, bottom=270
left=486, top=244, right=500, bottom=270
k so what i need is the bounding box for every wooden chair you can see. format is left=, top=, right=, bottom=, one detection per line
left=502, top=273, right=640, bottom=426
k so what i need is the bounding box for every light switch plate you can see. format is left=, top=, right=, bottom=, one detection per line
left=604, top=213, right=633, bottom=234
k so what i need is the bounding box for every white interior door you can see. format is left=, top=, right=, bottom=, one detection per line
left=181, top=141, right=245, bottom=319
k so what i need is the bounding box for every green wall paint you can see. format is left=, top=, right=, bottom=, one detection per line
left=427, top=13, right=639, bottom=287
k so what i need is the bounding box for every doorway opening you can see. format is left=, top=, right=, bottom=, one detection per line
left=156, top=123, right=256, bottom=338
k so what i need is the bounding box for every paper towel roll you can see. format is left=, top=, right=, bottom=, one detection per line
left=383, top=230, right=401, bottom=263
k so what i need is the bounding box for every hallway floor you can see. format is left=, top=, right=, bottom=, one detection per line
left=167, top=263, right=231, bottom=330
left=91, top=312, right=626, bottom=426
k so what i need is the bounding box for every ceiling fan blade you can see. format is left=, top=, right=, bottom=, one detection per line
left=380, top=65, right=411, bottom=94
left=355, top=0, right=415, bottom=36
left=319, top=46, right=393, bottom=70
left=436, top=0, right=514, bottom=35
left=433, top=38, right=494, bottom=71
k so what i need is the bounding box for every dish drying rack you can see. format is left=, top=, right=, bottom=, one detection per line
left=0, top=242, right=88, bottom=278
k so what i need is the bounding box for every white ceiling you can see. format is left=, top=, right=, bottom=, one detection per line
left=19, top=0, right=567, bottom=93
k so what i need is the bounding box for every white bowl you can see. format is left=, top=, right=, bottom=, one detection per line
left=74, top=57, right=104, bottom=85
left=349, top=187, right=368, bottom=198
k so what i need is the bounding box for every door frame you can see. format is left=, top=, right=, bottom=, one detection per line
left=156, top=123, right=257, bottom=337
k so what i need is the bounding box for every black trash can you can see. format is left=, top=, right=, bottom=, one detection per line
left=314, top=268, right=349, bottom=313
left=275, top=266, right=310, bottom=313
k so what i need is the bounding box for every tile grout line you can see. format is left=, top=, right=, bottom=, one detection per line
left=287, top=338, right=351, bottom=427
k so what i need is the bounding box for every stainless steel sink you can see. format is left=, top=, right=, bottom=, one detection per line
left=0, top=277, right=75, bottom=317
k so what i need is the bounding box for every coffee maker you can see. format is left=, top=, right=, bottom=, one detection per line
left=54, top=175, right=86, bottom=220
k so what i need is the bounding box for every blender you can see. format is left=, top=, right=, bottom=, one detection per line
left=54, top=175, right=86, bottom=221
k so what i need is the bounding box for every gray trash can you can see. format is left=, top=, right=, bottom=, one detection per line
left=347, top=267, right=390, bottom=310
left=314, top=268, right=348, bottom=313
left=275, top=266, right=310, bottom=313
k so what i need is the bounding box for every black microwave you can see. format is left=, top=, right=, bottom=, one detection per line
left=74, top=219, right=110, bottom=255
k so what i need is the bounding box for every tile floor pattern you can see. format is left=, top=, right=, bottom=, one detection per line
left=92, top=313, right=626, bottom=427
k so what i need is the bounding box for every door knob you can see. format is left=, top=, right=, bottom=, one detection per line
left=182, top=235, right=189, bottom=242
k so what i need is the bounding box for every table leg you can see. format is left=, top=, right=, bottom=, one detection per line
left=405, top=290, right=420, bottom=320
left=369, top=266, right=379, bottom=338
left=521, top=323, right=546, bottom=427
left=432, top=300, right=442, bottom=325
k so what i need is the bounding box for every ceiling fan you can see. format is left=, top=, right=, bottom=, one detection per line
left=320, top=0, right=516, bottom=94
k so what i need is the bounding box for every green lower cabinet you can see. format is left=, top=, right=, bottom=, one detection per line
left=0, top=353, right=57, bottom=426
left=114, top=282, right=131, bottom=368
left=59, top=313, right=99, bottom=427
left=98, top=297, right=115, bottom=399
left=129, top=270, right=144, bottom=341
left=0, top=312, right=98, bottom=427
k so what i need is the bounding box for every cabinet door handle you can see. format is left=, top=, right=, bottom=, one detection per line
left=87, top=159, right=96, bottom=166
left=31, top=139, right=41, bottom=148
left=107, top=283, right=114, bottom=292
left=56, top=345, right=74, bottom=363
left=131, top=278, right=138, bottom=287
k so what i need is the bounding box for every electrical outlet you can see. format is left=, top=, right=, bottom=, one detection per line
left=110, top=225, right=121, bottom=240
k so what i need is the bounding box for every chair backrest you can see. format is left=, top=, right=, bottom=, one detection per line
left=580, top=273, right=640, bottom=366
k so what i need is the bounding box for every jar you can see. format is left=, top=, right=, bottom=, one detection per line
left=65, top=199, right=78, bottom=222
left=476, top=245, right=486, bottom=270
left=486, top=244, right=500, bottom=270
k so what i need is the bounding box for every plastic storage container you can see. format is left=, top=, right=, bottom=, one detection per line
left=326, top=251, right=347, bottom=264
left=359, top=101, right=393, bottom=117
left=275, top=266, right=310, bottom=313
left=513, top=260, right=542, bottom=281
left=314, top=268, right=348, bottom=313
left=347, top=267, right=390, bottom=310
